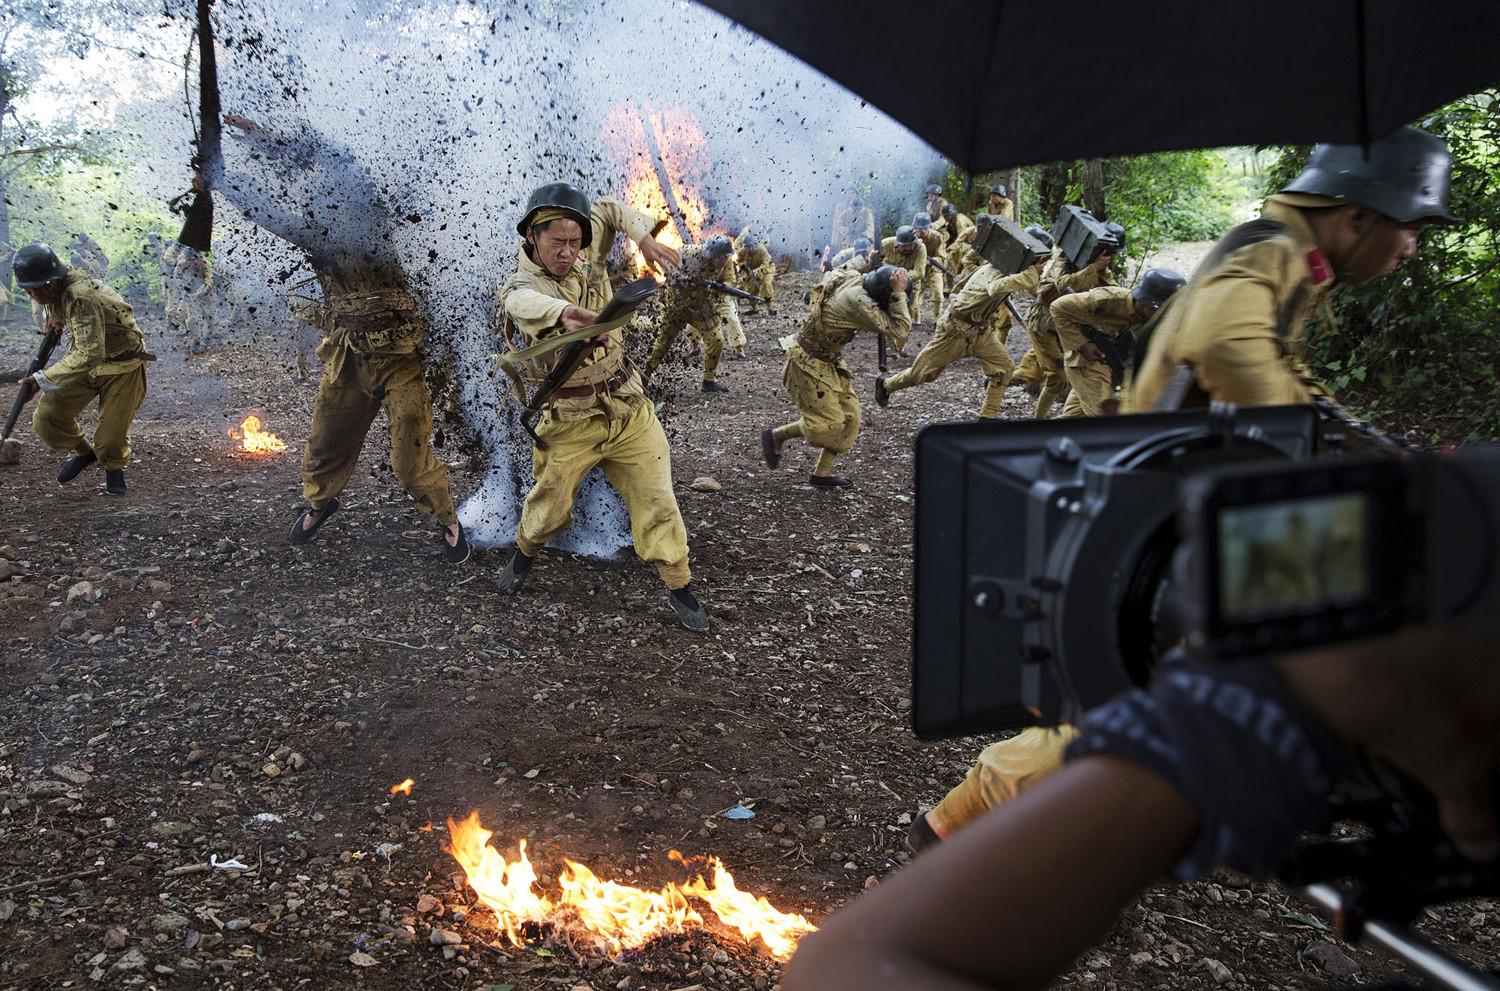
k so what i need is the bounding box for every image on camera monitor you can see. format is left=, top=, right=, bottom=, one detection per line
left=1217, top=493, right=1369, bottom=621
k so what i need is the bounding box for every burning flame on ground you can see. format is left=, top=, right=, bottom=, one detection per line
left=228, top=414, right=287, bottom=456
left=390, top=778, right=415, bottom=797
left=602, top=101, right=725, bottom=276
left=446, top=811, right=817, bottom=960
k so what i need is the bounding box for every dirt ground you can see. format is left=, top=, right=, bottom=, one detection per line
left=0, top=272, right=1493, bottom=990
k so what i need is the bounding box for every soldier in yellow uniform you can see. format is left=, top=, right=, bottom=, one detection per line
left=828, top=237, right=876, bottom=272
left=911, top=213, right=946, bottom=324
left=733, top=228, right=775, bottom=315
left=643, top=235, right=739, bottom=392
left=938, top=202, right=976, bottom=250
left=942, top=211, right=989, bottom=292
left=495, top=182, right=709, bottom=632
left=907, top=725, right=1082, bottom=852
left=1130, top=127, right=1454, bottom=412
left=13, top=243, right=149, bottom=495
left=1052, top=269, right=1184, bottom=418
left=214, top=114, right=469, bottom=561
left=880, top=225, right=928, bottom=288
left=923, top=184, right=948, bottom=224
left=987, top=184, right=1016, bottom=223
left=875, top=255, right=1044, bottom=419
left=829, top=196, right=875, bottom=256
left=1013, top=226, right=1118, bottom=417
left=761, top=265, right=911, bottom=489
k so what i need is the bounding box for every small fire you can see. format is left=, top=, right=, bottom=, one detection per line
left=390, top=778, right=415, bottom=797
left=446, top=811, right=817, bottom=960
left=228, top=414, right=287, bottom=456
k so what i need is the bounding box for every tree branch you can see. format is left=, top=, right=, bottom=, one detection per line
left=2, top=143, right=82, bottom=158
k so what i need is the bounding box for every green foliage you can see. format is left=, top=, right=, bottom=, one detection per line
left=1266, top=95, right=1500, bottom=441
left=1102, top=150, right=1242, bottom=246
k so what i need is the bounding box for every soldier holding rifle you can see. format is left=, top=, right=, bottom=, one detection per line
left=495, top=182, right=709, bottom=632
left=8, top=242, right=149, bottom=495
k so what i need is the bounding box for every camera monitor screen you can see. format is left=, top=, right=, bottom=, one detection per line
left=1216, top=493, right=1370, bottom=621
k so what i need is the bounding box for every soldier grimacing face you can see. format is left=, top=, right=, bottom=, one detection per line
left=530, top=218, right=585, bottom=278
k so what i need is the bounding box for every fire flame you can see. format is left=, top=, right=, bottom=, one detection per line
left=228, top=414, right=287, bottom=456
left=445, top=811, right=817, bottom=960
left=390, top=778, right=415, bottom=797
left=602, top=101, right=724, bottom=275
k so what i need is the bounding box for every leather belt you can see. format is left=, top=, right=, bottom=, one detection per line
left=553, top=368, right=628, bottom=399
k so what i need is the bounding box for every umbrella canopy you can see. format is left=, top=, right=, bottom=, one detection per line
left=694, top=0, right=1500, bottom=171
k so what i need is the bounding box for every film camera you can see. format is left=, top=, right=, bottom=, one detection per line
left=910, top=407, right=1500, bottom=990
left=911, top=406, right=1500, bottom=737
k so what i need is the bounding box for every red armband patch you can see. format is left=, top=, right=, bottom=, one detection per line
left=1306, top=250, right=1332, bottom=285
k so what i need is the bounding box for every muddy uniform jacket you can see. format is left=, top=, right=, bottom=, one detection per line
left=945, top=223, right=985, bottom=290
left=830, top=248, right=872, bottom=272
left=939, top=211, right=977, bottom=250
left=916, top=227, right=946, bottom=267
left=1129, top=195, right=1335, bottom=411
left=948, top=264, right=1039, bottom=337
left=879, top=237, right=928, bottom=282
left=1051, top=286, right=1139, bottom=368
left=791, top=270, right=911, bottom=367
left=35, top=270, right=146, bottom=391
left=733, top=237, right=775, bottom=299
left=500, top=247, right=645, bottom=424
left=1029, top=248, right=1116, bottom=336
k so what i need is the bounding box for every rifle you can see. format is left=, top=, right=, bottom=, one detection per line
left=3, top=323, right=64, bottom=444
left=513, top=278, right=658, bottom=450
left=1003, top=297, right=1026, bottom=330
left=927, top=257, right=954, bottom=278
left=683, top=275, right=768, bottom=304
left=1313, top=395, right=1410, bottom=456
left=1081, top=326, right=1128, bottom=386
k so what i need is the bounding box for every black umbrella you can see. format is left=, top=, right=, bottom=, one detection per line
left=694, top=0, right=1500, bottom=170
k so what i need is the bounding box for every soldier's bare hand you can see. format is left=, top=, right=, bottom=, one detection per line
left=639, top=236, right=682, bottom=274
left=1092, top=252, right=1115, bottom=273
left=561, top=305, right=599, bottom=332
left=891, top=269, right=911, bottom=292
left=1080, top=342, right=1105, bottom=362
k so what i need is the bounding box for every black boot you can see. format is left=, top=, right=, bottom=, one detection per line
left=442, top=523, right=471, bottom=565
left=57, top=450, right=98, bottom=484
left=497, top=550, right=534, bottom=594
left=874, top=375, right=890, bottom=408
left=104, top=469, right=127, bottom=496
left=668, top=584, right=710, bottom=632
left=702, top=380, right=730, bottom=394
left=810, top=474, right=853, bottom=489
left=761, top=429, right=781, bottom=469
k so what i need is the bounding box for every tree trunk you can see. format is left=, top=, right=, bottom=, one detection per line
left=1000, top=167, right=1020, bottom=215
left=1036, top=161, right=1072, bottom=226
left=1082, top=158, right=1107, bottom=219
left=0, top=81, right=11, bottom=293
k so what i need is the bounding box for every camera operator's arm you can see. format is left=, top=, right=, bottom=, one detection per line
left=785, top=630, right=1500, bottom=991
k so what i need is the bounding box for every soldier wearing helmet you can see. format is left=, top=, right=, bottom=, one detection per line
left=731, top=226, right=776, bottom=340
left=1012, top=222, right=1122, bottom=417
left=13, top=241, right=149, bottom=495
left=643, top=233, right=740, bottom=392
left=762, top=264, right=911, bottom=489
left=495, top=180, right=708, bottom=632
left=1052, top=268, right=1185, bottom=417
left=1129, top=126, right=1455, bottom=412
left=829, top=236, right=878, bottom=273
left=987, top=184, right=1015, bottom=223
left=910, top=212, right=947, bottom=324
left=830, top=195, right=876, bottom=253
left=876, top=250, right=1048, bottom=419
left=923, top=183, right=948, bottom=221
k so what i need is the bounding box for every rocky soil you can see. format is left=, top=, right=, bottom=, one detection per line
left=0, top=272, right=1492, bottom=990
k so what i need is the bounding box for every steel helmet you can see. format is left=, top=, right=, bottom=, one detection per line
left=1131, top=268, right=1186, bottom=309
left=851, top=236, right=872, bottom=253
left=702, top=234, right=734, bottom=260
left=1281, top=125, right=1456, bottom=224
left=1103, top=222, right=1126, bottom=253
left=1024, top=223, right=1054, bottom=250
left=924, top=183, right=943, bottom=197
left=913, top=212, right=933, bottom=230
left=516, top=181, right=593, bottom=247
left=13, top=243, right=69, bottom=288
left=863, top=264, right=900, bottom=308
left=894, top=225, right=918, bottom=246
left=941, top=203, right=957, bottom=218
left=991, top=184, right=1008, bottom=198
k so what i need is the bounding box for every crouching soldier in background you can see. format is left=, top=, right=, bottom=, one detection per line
left=1052, top=268, right=1185, bottom=417
left=496, top=182, right=710, bottom=633
left=761, top=265, right=910, bottom=489
left=14, top=242, right=150, bottom=496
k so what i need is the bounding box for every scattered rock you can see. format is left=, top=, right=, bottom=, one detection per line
left=689, top=476, right=722, bottom=493
left=224, top=918, right=251, bottom=932
left=150, top=821, right=193, bottom=838
left=348, top=951, right=378, bottom=967
left=27, top=780, right=72, bottom=798
left=262, top=762, right=283, bottom=778
left=0, top=900, right=15, bottom=922
left=0, top=545, right=14, bottom=561
left=65, top=580, right=96, bottom=606
left=103, top=927, right=128, bottom=949
left=1305, top=941, right=1361, bottom=977
left=152, top=913, right=190, bottom=934
left=108, top=948, right=147, bottom=975
left=416, top=894, right=443, bottom=915
left=1200, top=957, right=1233, bottom=985
left=428, top=927, right=462, bottom=946
left=0, top=560, right=16, bottom=581
left=805, top=814, right=827, bottom=831
left=0, top=438, right=20, bottom=465
left=50, top=764, right=92, bottom=785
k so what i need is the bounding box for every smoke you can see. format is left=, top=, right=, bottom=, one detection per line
left=32, top=0, right=942, bottom=555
